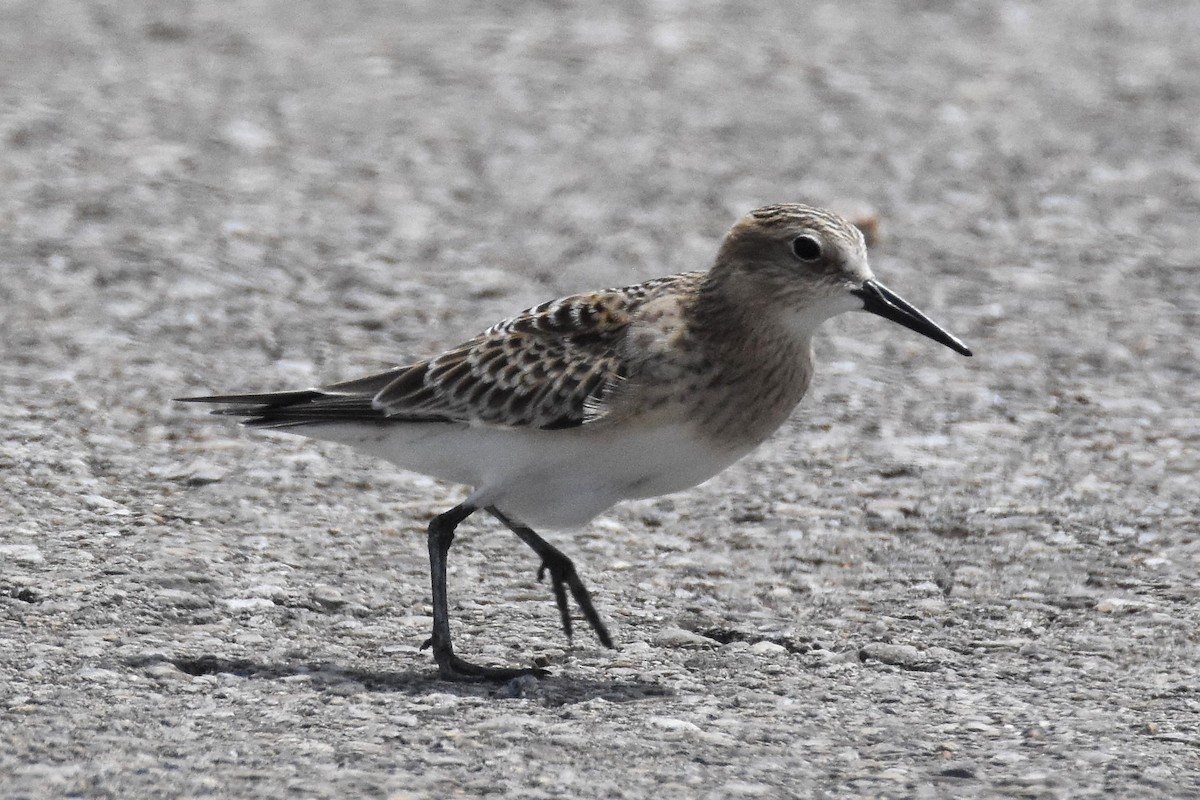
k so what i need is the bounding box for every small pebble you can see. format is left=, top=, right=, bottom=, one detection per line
left=859, top=642, right=931, bottom=669
left=154, top=589, right=211, bottom=610
left=749, top=640, right=788, bottom=656
left=649, top=717, right=702, bottom=734
left=654, top=627, right=718, bottom=648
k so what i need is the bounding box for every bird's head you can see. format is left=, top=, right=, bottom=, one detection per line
left=709, top=204, right=972, bottom=356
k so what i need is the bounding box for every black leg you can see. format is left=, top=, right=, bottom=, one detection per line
left=422, top=504, right=548, bottom=681
left=487, top=507, right=614, bottom=649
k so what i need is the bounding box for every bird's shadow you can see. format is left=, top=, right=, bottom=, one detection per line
left=122, top=653, right=673, bottom=705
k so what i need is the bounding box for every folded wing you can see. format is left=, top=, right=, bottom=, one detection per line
left=178, top=289, right=640, bottom=431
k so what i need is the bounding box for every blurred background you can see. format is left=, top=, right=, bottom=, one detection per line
left=2, top=1, right=1197, bottom=797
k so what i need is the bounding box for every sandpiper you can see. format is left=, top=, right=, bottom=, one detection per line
left=180, top=203, right=972, bottom=681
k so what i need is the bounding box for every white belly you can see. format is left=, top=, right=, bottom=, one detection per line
left=288, top=420, right=756, bottom=529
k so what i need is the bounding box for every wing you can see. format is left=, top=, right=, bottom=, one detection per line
left=370, top=290, right=635, bottom=429
left=178, top=287, right=658, bottom=431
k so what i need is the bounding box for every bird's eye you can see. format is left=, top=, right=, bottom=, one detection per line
left=791, top=235, right=823, bottom=262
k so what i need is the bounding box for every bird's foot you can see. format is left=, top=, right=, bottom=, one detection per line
left=420, top=638, right=549, bottom=682
left=536, top=554, right=614, bottom=649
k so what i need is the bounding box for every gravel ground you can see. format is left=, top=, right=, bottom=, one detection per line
left=3, top=2, right=1199, bottom=798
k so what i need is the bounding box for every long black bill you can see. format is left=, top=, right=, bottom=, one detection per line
left=852, top=280, right=973, bottom=357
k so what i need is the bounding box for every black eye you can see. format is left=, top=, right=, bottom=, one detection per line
left=791, top=234, right=822, bottom=261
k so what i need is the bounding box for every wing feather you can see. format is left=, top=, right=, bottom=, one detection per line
left=372, top=290, right=636, bottom=429
left=179, top=273, right=702, bottom=431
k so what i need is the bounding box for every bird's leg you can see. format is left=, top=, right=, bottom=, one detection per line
left=487, top=507, right=614, bottom=649
left=422, top=504, right=548, bottom=681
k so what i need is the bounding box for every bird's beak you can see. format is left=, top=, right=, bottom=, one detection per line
left=851, top=280, right=973, bottom=356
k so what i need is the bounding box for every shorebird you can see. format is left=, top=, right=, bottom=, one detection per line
left=179, top=203, right=972, bottom=681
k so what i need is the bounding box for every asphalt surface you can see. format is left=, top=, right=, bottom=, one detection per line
left=2, top=2, right=1198, bottom=798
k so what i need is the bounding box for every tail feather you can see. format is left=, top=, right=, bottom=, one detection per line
left=176, top=389, right=324, bottom=406
left=175, top=386, right=450, bottom=428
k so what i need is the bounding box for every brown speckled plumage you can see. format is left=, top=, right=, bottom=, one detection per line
left=180, top=203, right=971, bottom=680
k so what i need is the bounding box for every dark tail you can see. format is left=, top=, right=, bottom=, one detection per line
left=175, top=389, right=386, bottom=428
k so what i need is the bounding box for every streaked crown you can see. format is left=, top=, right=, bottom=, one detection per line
left=707, top=203, right=873, bottom=307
